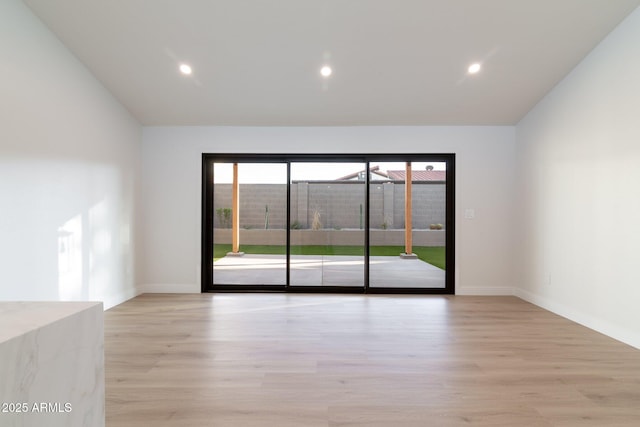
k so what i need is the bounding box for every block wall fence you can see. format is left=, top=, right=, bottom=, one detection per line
left=213, top=181, right=446, bottom=230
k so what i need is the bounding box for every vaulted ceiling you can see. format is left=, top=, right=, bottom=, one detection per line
left=24, top=0, right=640, bottom=126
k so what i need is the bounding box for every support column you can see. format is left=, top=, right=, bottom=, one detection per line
left=230, top=163, right=244, bottom=256
left=402, top=162, right=417, bottom=259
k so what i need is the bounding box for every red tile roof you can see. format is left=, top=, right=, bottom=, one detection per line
left=386, top=170, right=446, bottom=181
left=335, top=167, right=446, bottom=181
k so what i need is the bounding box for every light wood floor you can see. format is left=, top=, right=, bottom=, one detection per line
left=105, top=294, right=640, bottom=426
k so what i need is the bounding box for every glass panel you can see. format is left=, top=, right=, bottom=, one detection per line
left=212, top=163, right=287, bottom=285
left=369, top=161, right=446, bottom=288
left=289, top=162, right=366, bottom=287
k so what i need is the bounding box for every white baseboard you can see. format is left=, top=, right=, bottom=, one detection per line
left=103, top=286, right=142, bottom=310
left=455, top=286, right=514, bottom=295
left=514, top=288, right=640, bottom=350
left=138, top=283, right=201, bottom=294
left=139, top=284, right=515, bottom=296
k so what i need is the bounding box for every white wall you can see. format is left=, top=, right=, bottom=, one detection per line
left=515, top=8, right=640, bottom=348
left=140, top=126, right=516, bottom=294
left=0, top=0, right=141, bottom=309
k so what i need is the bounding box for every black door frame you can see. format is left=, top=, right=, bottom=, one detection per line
left=202, top=153, right=455, bottom=294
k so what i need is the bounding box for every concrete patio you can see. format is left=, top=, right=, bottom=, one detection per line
left=213, top=254, right=445, bottom=288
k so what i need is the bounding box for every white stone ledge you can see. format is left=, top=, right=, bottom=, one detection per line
left=0, top=302, right=104, bottom=427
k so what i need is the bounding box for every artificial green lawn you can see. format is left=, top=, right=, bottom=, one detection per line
left=214, top=244, right=445, bottom=270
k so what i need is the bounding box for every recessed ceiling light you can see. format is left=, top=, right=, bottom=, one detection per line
left=179, top=64, right=192, bottom=75
left=468, top=63, right=481, bottom=74
left=320, top=65, right=332, bottom=77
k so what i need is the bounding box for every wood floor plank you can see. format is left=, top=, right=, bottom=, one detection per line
left=105, top=294, right=640, bottom=426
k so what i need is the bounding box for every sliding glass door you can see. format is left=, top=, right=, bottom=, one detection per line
left=211, top=162, right=288, bottom=286
left=289, top=162, right=366, bottom=288
left=369, top=161, right=446, bottom=289
left=202, top=154, right=454, bottom=293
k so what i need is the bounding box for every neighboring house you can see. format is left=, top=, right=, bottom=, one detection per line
left=386, top=169, right=446, bottom=182
left=337, top=166, right=446, bottom=182
left=336, top=166, right=390, bottom=181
